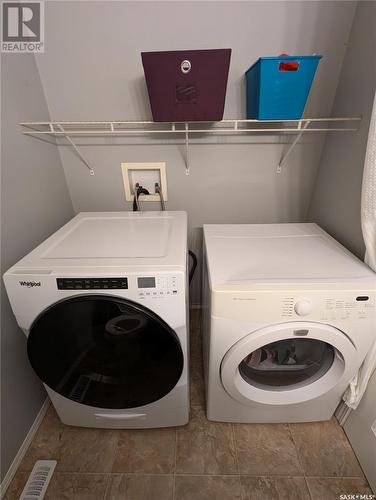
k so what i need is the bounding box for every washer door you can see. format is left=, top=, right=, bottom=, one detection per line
left=28, top=295, right=184, bottom=409
left=221, top=322, right=356, bottom=406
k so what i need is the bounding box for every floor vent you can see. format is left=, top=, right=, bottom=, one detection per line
left=18, top=460, right=57, bottom=500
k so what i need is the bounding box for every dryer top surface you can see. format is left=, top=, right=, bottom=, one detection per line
left=203, top=223, right=376, bottom=287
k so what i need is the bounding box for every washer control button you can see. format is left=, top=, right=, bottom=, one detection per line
left=294, top=299, right=313, bottom=316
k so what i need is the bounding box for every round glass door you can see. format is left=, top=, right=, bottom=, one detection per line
left=28, top=295, right=184, bottom=409
left=239, top=338, right=335, bottom=391
left=221, top=322, right=356, bottom=406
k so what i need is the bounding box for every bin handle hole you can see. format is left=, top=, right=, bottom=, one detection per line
left=279, top=61, right=300, bottom=72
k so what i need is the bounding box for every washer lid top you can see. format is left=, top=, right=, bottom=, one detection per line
left=44, top=215, right=170, bottom=258
left=8, top=211, right=187, bottom=272
left=204, top=223, right=376, bottom=287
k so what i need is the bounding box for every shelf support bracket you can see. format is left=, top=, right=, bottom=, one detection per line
left=185, top=123, right=190, bottom=175
left=57, top=124, right=95, bottom=176
left=277, top=120, right=310, bottom=173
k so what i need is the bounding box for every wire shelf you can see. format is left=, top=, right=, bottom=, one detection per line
left=19, top=117, right=361, bottom=175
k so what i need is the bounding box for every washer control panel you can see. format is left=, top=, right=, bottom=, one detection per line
left=56, top=274, right=182, bottom=297
left=57, top=278, right=128, bottom=290
left=138, top=275, right=179, bottom=297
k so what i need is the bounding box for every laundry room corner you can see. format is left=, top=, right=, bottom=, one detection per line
left=308, top=1, right=376, bottom=259
left=307, top=1, right=376, bottom=490
left=1, top=54, right=74, bottom=488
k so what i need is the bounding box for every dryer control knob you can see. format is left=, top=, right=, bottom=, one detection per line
left=294, top=299, right=313, bottom=316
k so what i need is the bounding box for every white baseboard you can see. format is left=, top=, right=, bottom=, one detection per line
left=335, top=400, right=353, bottom=426
left=0, top=398, right=50, bottom=498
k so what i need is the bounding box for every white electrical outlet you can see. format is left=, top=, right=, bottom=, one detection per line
left=121, top=162, right=168, bottom=202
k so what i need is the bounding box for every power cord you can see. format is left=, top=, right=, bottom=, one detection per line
left=132, top=182, right=196, bottom=283
left=188, top=250, right=197, bottom=284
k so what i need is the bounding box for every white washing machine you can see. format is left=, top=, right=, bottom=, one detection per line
left=4, top=211, right=189, bottom=429
left=202, top=223, right=376, bottom=423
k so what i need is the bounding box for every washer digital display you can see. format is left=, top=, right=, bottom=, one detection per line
left=138, top=277, right=156, bottom=288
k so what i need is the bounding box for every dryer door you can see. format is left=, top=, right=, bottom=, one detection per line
left=221, top=322, right=357, bottom=406
left=28, top=295, right=184, bottom=409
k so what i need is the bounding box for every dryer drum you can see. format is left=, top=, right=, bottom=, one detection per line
left=239, top=338, right=335, bottom=389
left=27, top=295, right=184, bottom=409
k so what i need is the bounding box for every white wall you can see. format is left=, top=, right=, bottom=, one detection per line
left=308, top=2, right=376, bottom=490
left=344, top=370, right=376, bottom=492
left=35, top=0, right=357, bottom=302
left=1, top=55, right=74, bottom=482
left=308, top=1, right=376, bottom=259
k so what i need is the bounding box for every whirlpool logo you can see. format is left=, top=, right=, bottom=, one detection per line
left=19, top=280, right=41, bottom=288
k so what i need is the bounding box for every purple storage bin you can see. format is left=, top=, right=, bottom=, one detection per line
left=141, top=49, right=231, bottom=122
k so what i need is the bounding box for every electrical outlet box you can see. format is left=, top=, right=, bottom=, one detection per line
left=121, top=162, right=168, bottom=202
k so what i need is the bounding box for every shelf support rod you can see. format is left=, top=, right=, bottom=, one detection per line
left=185, top=123, right=190, bottom=175
left=57, top=124, right=95, bottom=176
left=277, top=120, right=311, bottom=173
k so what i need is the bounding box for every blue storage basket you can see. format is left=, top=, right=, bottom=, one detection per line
left=246, top=55, right=322, bottom=120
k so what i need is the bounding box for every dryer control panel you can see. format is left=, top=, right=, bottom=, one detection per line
left=213, top=288, right=376, bottom=323
left=280, top=294, right=375, bottom=321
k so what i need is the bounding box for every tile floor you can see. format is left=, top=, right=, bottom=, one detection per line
left=4, top=310, right=373, bottom=500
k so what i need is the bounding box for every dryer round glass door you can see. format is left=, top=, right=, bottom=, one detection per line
left=239, top=338, right=335, bottom=389
left=221, top=322, right=357, bottom=406
left=27, top=295, right=184, bottom=409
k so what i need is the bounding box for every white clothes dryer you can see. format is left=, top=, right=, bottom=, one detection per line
left=4, top=211, right=189, bottom=429
left=202, top=223, right=376, bottom=423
